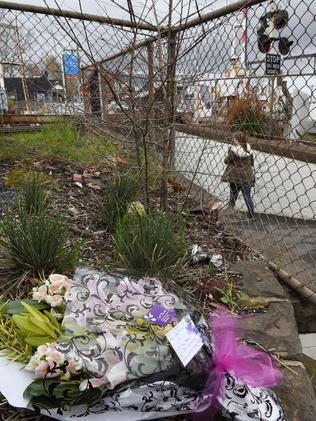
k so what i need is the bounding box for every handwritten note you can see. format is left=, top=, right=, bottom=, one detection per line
left=166, top=315, right=204, bottom=366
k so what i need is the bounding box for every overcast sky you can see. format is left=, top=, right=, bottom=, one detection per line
left=5, top=0, right=230, bottom=24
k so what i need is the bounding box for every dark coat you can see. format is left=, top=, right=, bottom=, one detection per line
left=221, top=147, right=255, bottom=185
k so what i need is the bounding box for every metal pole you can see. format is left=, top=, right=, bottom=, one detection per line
left=0, top=1, right=157, bottom=31
left=147, top=41, right=155, bottom=144
left=242, top=7, right=248, bottom=69
left=14, top=17, right=31, bottom=114
left=61, top=54, right=68, bottom=114
left=268, top=0, right=276, bottom=137
left=167, top=32, right=177, bottom=170
left=98, top=69, right=106, bottom=120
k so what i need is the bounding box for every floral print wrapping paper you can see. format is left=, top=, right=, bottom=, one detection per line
left=57, top=267, right=211, bottom=391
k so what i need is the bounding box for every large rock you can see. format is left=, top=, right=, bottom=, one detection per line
left=230, top=260, right=316, bottom=419
left=243, top=301, right=303, bottom=360
left=275, top=365, right=316, bottom=421
left=231, top=262, right=302, bottom=359
left=231, top=261, right=287, bottom=299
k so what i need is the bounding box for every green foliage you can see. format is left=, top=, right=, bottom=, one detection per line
left=21, top=173, right=47, bottom=215
left=114, top=211, right=186, bottom=277
left=0, top=206, right=79, bottom=276
left=6, top=167, right=57, bottom=190
left=12, top=301, right=61, bottom=347
left=0, top=120, right=118, bottom=165
left=217, top=282, right=236, bottom=308
left=231, top=114, right=270, bottom=138
left=216, top=282, right=249, bottom=310
left=3, top=298, right=49, bottom=315
left=215, top=266, right=249, bottom=310
left=24, top=379, right=103, bottom=410
left=0, top=302, right=33, bottom=363
left=225, top=88, right=270, bottom=137
left=301, top=132, right=316, bottom=142
left=102, top=174, right=139, bottom=231
left=42, top=119, right=77, bottom=145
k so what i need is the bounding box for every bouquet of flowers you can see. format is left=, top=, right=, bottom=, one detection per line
left=0, top=268, right=285, bottom=421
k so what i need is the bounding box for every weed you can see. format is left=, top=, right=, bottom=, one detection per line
left=42, top=119, right=77, bottom=145
left=0, top=120, right=118, bottom=166
left=0, top=207, right=79, bottom=276
left=225, top=88, right=270, bottom=137
left=102, top=174, right=139, bottom=232
left=21, top=173, right=47, bottom=215
left=215, top=267, right=249, bottom=310
left=113, top=211, right=186, bottom=277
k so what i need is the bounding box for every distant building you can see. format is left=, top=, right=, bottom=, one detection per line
left=4, top=71, right=64, bottom=112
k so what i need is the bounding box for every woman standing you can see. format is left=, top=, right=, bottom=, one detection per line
left=221, top=132, right=255, bottom=220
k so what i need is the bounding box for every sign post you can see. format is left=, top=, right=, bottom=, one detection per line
left=265, top=53, right=281, bottom=76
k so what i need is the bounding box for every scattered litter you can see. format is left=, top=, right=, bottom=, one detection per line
left=191, top=244, right=223, bottom=267
left=74, top=181, right=83, bottom=188
left=210, top=253, right=223, bottom=268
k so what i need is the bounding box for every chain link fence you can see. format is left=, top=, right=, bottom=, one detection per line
left=0, top=0, right=315, bottom=297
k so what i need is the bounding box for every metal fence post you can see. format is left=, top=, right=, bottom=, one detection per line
left=167, top=32, right=177, bottom=170
left=147, top=41, right=155, bottom=145
left=98, top=69, right=107, bottom=121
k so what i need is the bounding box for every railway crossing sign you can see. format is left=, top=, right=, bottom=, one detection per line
left=265, top=53, right=281, bottom=75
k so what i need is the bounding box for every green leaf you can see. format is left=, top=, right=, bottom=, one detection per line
left=29, top=395, right=61, bottom=409
left=237, top=291, right=250, bottom=301
left=24, top=335, right=55, bottom=347
left=12, top=314, right=46, bottom=336
left=4, top=299, right=49, bottom=315
left=24, top=379, right=55, bottom=397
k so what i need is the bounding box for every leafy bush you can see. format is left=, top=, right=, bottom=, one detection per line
left=0, top=207, right=79, bottom=276
left=225, top=88, right=270, bottom=137
left=113, top=212, right=186, bottom=276
left=102, top=174, right=139, bottom=231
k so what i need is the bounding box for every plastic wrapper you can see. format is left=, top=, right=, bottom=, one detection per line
left=0, top=267, right=286, bottom=420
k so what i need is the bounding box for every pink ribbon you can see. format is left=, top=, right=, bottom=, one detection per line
left=195, top=307, right=282, bottom=419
